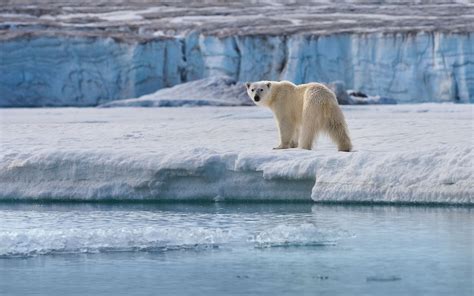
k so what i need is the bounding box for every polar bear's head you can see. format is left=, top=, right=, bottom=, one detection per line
left=245, top=81, right=272, bottom=106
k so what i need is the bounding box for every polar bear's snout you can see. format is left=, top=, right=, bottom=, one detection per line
left=245, top=81, right=272, bottom=105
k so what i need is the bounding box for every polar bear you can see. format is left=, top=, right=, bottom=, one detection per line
left=245, top=81, right=352, bottom=152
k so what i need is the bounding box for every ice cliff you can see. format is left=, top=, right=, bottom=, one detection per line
left=0, top=1, right=473, bottom=106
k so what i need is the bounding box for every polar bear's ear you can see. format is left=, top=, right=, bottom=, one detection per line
left=245, top=82, right=251, bottom=89
left=266, top=82, right=271, bottom=88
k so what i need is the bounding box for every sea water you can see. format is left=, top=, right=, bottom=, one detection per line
left=0, top=203, right=472, bottom=295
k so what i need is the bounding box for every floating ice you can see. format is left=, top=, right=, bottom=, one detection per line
left=0, top=210, right=334, bottom=257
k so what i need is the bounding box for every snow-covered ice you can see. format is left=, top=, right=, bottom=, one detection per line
left=0, top=104, right=472, bottom=204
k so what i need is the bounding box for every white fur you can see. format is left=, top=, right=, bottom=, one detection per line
left=246, top=80, right=352, bottom=151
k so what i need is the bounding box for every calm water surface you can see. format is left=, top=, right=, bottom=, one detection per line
left=0, top=203, right=472, bottom=296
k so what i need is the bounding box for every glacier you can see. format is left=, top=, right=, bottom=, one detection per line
left=0, top=104, right=472, bottom=204
left=0, top=36, right=184, bottom=107
left=1, top=33, right=473, bottom=106
left=0, top=0, right=473, bottom=106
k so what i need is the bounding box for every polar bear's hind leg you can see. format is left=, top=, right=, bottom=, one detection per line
left=298, top=86, right=352, bottom=152
left=324, top=107, right=352, bottom=152
left=326, top=119, right=352, bottom=152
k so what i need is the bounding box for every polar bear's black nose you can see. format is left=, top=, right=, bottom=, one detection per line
left=254, top=95, right=260, bottom=102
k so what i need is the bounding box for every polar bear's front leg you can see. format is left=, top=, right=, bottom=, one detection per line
left=290, top=127, right=299, bottom=148
left=274, top=118, right=296, bottom=149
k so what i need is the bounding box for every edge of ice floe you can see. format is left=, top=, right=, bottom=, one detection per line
left=0, top=147, right=472, bottom=205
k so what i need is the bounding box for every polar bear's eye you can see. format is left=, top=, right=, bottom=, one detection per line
left=259, top=89, right=263, bottom=92
left=251, top=89, right=255, bottom=92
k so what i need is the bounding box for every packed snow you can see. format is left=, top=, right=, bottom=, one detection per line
left=100, top=76, right=252, bottom=107
left=0, top=104, right=472, bottom=204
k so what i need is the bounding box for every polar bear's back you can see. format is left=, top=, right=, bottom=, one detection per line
left=299, top=82, right=338, bottom=105
left=270, top=81, right=338, bottom=107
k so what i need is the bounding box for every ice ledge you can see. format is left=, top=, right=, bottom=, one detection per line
left=1, top=147, right=472, bottom=204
